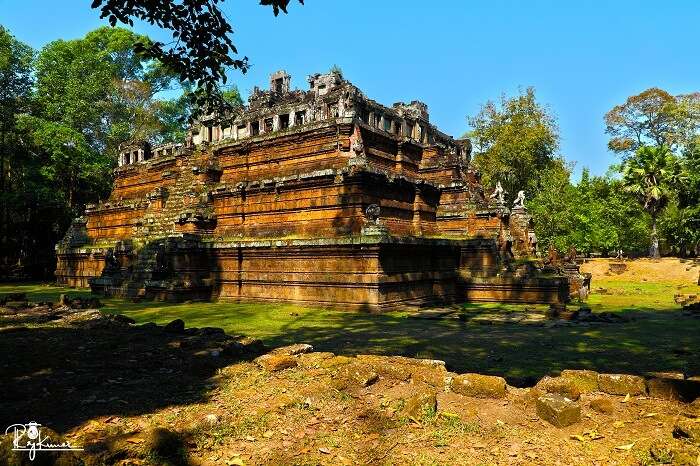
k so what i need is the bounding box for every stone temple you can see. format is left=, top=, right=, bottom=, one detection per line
left=55, top=70, right=572, bottom=310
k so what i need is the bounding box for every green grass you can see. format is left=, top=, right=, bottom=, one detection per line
left=2, top=279, right=699, bottom=382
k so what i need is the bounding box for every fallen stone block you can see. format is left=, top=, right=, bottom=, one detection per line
left=342, top=362, right=379, bottom=387
left=255, top=353, right=298, bottom=372
left=221, top=340, right=247, bottom=356
left=4, top=300, right=28, bottom=310
left=598, top=373, right=646, bottom=395
left=271, top=343, right=314, bottom=355
left=355, top=355, right=413, bottom=381
left=411, top=364, right=448, bottom=388
left=684, top=398, right=700, bottom=418
left=451, top=373, right=506, bottom=398
left=297, top=351, right=335, bottom=368
left=647, top=373, right=700, bottom=402
left=199, top=326, right=225, bottom=336
left=521, top=387, right=543, bottom=407
left=234, top=336, right=266, bottom=354
left=536, top=393, right=581, bottom=427
left=560, top=369, right=599, bottom=393
left=112, top=314, right=136, bottom=325
left=139, top=322, right=159, bottom=331
left=319, top=355, right=353, bottom=369
left=589, top=397, right=614, bottom=414
left=401, top=390, right=437, bottom=420
left=535, top=376, right=581, bottom=401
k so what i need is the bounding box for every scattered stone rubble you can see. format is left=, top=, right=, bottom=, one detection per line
left=247, top=344, right=700, bottom=433
left=0, top=294, right=266, bottom=357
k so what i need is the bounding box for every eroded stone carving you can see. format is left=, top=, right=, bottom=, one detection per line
left=513, top=190, right=526, bottom=209
left=365, top=204, right=381, bottom=225
left=489, top=181, right=506, bottom=205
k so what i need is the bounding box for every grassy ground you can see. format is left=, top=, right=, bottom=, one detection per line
left=2, top=265, right=699, bottom=383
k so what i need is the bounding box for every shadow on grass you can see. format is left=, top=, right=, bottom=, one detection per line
left=269, top=306, right=700, bottom=384
left=3, top=282, right=700, bottom=386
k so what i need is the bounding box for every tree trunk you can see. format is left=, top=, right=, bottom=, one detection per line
left=649, top=215, right=660, bottom=258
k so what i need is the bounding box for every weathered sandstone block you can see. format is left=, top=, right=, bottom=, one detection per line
left=560, top=369, right=599, bottom=393
left=271, top=343, right=314, bottom=356
left=589, top=398, right=615, bottom=414
left=536, top=393, right=581, bottom=427
left=451, top=373, right=506, bottom=398
left=535, top=376, right=582, bottom=401
left=255, top=354, right=298, bottom=372
left=401, top=390, right=438, bottom=420
left=598, top=373, right=646, bottom=396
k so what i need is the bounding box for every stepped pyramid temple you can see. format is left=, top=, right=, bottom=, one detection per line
left=56, top=70, right=576, bottom=310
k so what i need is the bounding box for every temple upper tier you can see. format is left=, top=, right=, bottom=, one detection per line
left=118, top=69, right=470, bottom=171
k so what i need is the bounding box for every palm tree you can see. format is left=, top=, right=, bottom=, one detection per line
left=622, top=146, right=681, bottom=258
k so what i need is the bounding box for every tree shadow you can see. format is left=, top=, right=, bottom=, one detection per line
left=0, top=321, right=262, bottom=434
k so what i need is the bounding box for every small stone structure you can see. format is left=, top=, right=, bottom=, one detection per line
left=56, top=70, right=573, bottom=310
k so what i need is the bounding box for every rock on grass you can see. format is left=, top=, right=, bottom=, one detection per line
left=451, top=373, right=506, bottom=398
left=164, top=319, right=185, bottom=333
left=647, top=373, right=700, bottom=402
left=342, top=363, right=379, bottom=387
left=536, top=393, right=581, bottom=427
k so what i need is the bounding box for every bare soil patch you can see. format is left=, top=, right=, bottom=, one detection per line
left=581, top=258, right=700, bottom=285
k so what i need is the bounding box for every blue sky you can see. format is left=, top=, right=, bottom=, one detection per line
left=3, top=0, right=699, bottom=179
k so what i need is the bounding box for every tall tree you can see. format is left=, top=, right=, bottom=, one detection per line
left=1, top=25, right=186, bottom=278
left=467, top=87, right=562, bottom=202
left=622, top=145, right=682, bottom=258
left=32, top=27, right=175, bottom=157
left=0, top=25, right=35, bottom=275
left=20, top=26, right=180, bottom=212
left=605, top=88, right=700, bottom=156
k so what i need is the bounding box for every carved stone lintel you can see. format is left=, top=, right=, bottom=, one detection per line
left=349, top=125, right=367, bottom=166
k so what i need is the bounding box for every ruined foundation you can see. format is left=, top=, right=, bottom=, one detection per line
left=56, top=70, right=571, bottom=310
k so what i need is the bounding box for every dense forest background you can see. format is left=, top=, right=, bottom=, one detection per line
left=466, top=87, right=700, bottom=258
left=0, top=24, right=698, bottom=279
left=0, top=25, right=241, bottom=279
